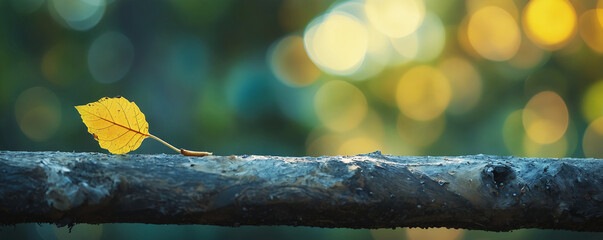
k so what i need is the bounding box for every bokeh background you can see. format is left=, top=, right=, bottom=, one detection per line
left=1, top=0, right=603, bottom=239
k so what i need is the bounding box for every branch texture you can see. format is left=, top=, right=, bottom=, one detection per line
left=0, top=151, right=601, bottom=231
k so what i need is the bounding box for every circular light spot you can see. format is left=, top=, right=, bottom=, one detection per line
left=523, top=0, right=577, bottom=50
left=50, top=0, right=106, bottom=31
left=396, top=65, right=451, bottom=121
left=304, top=12, right=368, bottom=75
left=53, top=0, right=104, bottom=22
left=406, top=228, right=464, bottom=240
left=328, top=0, right=392, bottom=80
left=504, top=109, right=576, bottom=157
left=397, top=113, right=445, bottom=148
left=347, top=54, right=387, bottom=81
left=583, top=117, right=603, bottom=158
left=457, top=16, right=481, bottom=59
left=337, top=137, right=381, bottom=156
left=523, top=91, right=569, bottom=144
left=88, top=32, right=134, bottom=84
left=390, top=33, right=419, bottom=62
left=599, top=0, right=603, bottom=27
left=414, top=12, right=446, bottom=62
left=467, top=6, right=521, bottom=61
left=523, top=134, right=568, bottom=158
left=364, top=24, right=395, bottom=68
left=438, top=57, right=482, bottom=115
left=314, top=80, right=368, bottom=132
left=365, top=0, right=425, bottom=38
left=15, top=87, right=61, bottom=142
left=579, top=9, right=603, bottom=53
left=269, top=35, right=320, bottom=86
left=582, top=80, right=603, bottom=123
left=466, top=0, right=519, bottom=20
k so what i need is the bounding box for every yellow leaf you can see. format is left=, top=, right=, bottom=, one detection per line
left=76, top=96, right=212, bottom=156
left=75, top=96, right=149, bottom=154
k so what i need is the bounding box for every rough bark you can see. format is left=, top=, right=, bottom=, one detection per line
left=0, top=151, right=601, bottom=231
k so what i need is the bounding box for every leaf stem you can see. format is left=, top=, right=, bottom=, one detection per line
left=148, top=134, right=180, bottom=153
left=148, top=134, right=212, bottom=157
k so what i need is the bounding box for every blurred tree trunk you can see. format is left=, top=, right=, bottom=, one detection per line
left=0, top=151, right=601, bottom=231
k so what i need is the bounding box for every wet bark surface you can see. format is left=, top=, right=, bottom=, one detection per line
left=0, top=151, right=601, bottom=231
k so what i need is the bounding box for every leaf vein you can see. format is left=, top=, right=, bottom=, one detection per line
left=117, top=100, right=132, bottom=129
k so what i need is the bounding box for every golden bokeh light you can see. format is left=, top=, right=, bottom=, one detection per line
left=396, top=65, right=451, bottom=121
left=523, top=135, right=568, bottom=158
left=597, top=0, right=603, bottom=26
left=457, top=17, right=481, bottom=59
left=467, top=6, right=521, bottom=61
left=599, top=0, right=603, bottom=27
left=314, top=80, right=368, bottom=132
left=390, top=33, right=419, bottom=62
left=524, top=119, right=577, bottom=158
left=397, top=113, right=445, bottom=148
left=347, top=26, right=390, bottom=80
left=269, top=35, right=321, bottom=86
left=389, top=12, right=445, bottom=63
left=438, top=57, right=482, bottom=115
left=466, top=0, right=519, bottom=20
left=581, top=80, right=603, bottom=122
left=307, top=109, right=384, bottom=156
left=523, top=0, right=577, bottom=50
left=326, top=0, right=393, bottom=80
left=14, top=87, right=61, bottom=142
left=413, top=12, right=446, bottom=62
left=406, top=228, right=464, bottom=240
left=304, top=12, right=368, bottom=75
left=337, top=136, right=381, bottom=156
left=504, top=109, right=575, bottom=157
left=364, top=24, right=395, bottom=68
left=365, top=0, right=425, bottom=38
left=522, top=91, right=569, bottom=144
left=583, top=117, right=603, bottom=158
left=579, top=9, right=603, bottom=54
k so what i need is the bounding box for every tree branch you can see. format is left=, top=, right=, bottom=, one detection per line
left=0, top=151, right=601, bottom=231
